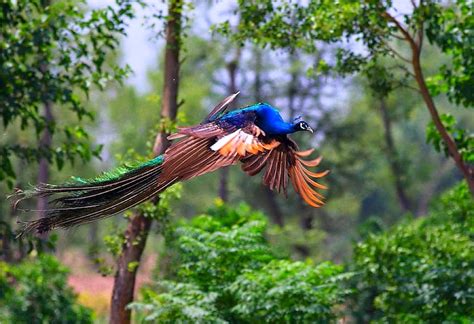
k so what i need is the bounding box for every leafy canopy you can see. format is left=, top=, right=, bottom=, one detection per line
left=217, top=0, right=473, bottom=164
left=0, top=0, right=135, bottom=186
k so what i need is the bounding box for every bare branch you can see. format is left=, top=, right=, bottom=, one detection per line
left=389, top=33, right=405, bottom=41
left=393, top=83, right=422, bottom=94
left=381, top=39, right=412, bottom=63
left=392, top=63, right=416, bottom=79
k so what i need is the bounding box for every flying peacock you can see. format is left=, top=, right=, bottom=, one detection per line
left=12, top=93, right=328, bottom=236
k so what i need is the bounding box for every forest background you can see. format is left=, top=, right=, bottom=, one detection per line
left=0, top=0, right=473, bottom=323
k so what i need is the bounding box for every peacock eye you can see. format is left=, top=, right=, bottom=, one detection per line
left=299, top=122, right=305, bottom=129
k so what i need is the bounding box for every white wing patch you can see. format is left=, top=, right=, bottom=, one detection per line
left=210, top=129, right=279, bottom=157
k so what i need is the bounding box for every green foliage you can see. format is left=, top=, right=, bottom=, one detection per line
left=225, top=0, right=473, bottom=108
left=424, top=0, right=474, bottom=107
left=130, top=203, right=348, bottom=323
left=427, top=113, right=474, bottom=163
left=431, top=180, right=474, bottom=224
left=351, top=182, right=474, bottom=323
left=139, top=183, right=182, bottom=223
left=220, top=0, right=474, bottom=166
left=0, top=254, right=93, bottom=323
left=0, top=0, right=135, bottom=185
left=131, top=282, right=224, bottom=323
left=172, top=203, right=274, bottom=291
left=230, top=260, right=349, bottom=323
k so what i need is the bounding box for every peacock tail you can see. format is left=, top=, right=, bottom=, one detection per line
left=13, top=155, right=166, bottom=236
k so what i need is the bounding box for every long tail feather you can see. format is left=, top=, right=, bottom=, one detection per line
left=12, top=155, right=169, bottom=237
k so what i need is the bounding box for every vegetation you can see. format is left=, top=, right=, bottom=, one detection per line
left=0, top=0, right=134, bottom=186
left=223, top=0, right=474, bottom=194
left=0, top=0, right=472, bottom=323
left=0, top=255, right=93, bottom=323
left=351, top=182, right=474, bottom=322
left=130, top=204, right=348, bottom=323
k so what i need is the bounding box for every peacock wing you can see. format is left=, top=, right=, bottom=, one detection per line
left=164, top=122, right=280, bottom=183
left=204, top=91, right=240, bottom=122
left=240, top=137, right=328, bottom=208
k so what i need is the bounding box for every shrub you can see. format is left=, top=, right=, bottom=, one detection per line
left=351, top=182, right=474, bottom=323
left=132, top=282, right=224, bottom=323
left=130, top=203, right=348, bottom=323
left=0, top=254, right=93, bottom=323
left=230, top=260, right=348, bottom=323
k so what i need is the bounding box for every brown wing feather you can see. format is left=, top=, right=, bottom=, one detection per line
left=159, top=137, right=239, bottom=186
left=210, top=125, right=279, bottom=158
left=168, top=123, right=227, bottom=140
left=204, top=92, right=240, bottom=122
left=240, top=137, right=328, bottom=208
left=168, top=92, right=240, bottom=140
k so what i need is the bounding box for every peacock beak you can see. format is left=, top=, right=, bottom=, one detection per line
left=307, top=126, right=314, bottom=133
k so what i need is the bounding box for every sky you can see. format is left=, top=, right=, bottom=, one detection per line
left=88, top=0, right=157, bottom=91
left=88, top=0, right=413, bottom=93
left=88, top=0, right=235, bottom=92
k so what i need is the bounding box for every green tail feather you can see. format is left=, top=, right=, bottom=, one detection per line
left=12, top=155, right=167, bottom=237
left=69, top=155, right=164, bottom=186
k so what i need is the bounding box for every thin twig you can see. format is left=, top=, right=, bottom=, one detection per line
left=381, top=39, right=412, bottom=63
left=390, top=63, right=416, bottom=79
left=392, top=83, right=422, bottom=94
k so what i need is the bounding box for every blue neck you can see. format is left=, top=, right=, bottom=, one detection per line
left=233, top=103, right=298, bottom=135
left=245, top=103, right=297, bottom=135
left=261, top=121, right=297, bottom=135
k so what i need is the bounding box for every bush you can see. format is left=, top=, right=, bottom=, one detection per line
left=351, top=182, right=474, bottom=323
left=130, top=203, right=348, bottom=323
left=230, top=260, right=349, bottom=323
left=0, top=254, right=93, bottom=323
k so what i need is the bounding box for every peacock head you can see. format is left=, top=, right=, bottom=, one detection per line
left=292, top=116, right=313, bottom=133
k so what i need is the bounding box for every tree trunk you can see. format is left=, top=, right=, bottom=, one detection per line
left=416, top=159, right=452, bottom=217
left=378, top=98, right=412, bottom=213
left=109, top=1, right=182, bottom=323
left=37, top=0, right=53, bottom=219
left=382, top=11, right=474, bottom=196
left=253, top=47, right=285, bottom=227
left=411, top=53, right=474, bottom=196
left=36, top=101, right=53, bottom=220
left=218, top=53, right=240, bottom=202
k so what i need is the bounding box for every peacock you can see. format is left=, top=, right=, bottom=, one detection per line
left=12, top=93, right=328, bottom=236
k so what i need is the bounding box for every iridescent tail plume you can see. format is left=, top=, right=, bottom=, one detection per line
left=11, top=156, right=166, bottom=237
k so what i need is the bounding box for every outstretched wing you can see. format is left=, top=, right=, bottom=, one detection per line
left=241, top=137, right=328, bottom=207
left=165, top=105, right=279, bottom=182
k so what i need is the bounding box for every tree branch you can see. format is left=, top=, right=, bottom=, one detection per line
left=382, top=12, right=418, bottom=54
left=381, top=39, right=412, bottom=63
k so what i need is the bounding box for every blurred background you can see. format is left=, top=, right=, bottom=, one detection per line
left=1, top=0, right=472, bottom=323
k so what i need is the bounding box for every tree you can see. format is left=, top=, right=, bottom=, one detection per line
left=110, top=0, right=183, bottom=322
left=0, top=0, right=134, bottom=188
left=218, top=0, right=474, bottom=195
